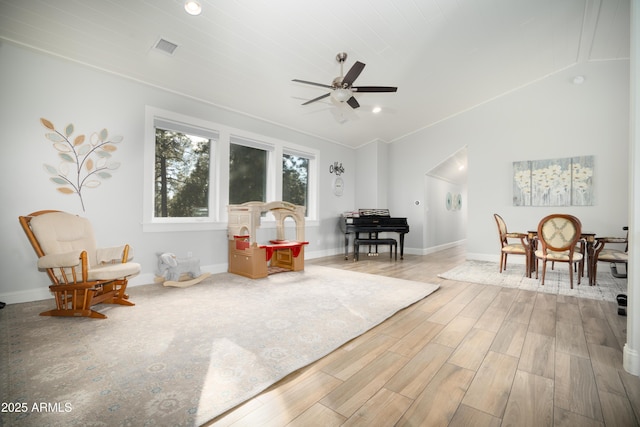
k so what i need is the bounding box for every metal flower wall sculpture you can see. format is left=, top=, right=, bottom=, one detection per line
left=40, top=118, right=122, bottom=211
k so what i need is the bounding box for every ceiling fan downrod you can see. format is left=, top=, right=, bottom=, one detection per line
left=335, top=52, right=347, bottom=87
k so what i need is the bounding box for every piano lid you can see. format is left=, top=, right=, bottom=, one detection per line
left=358, top=209, right=390, bottom=217
left=340, top=209, right=408, bottom=230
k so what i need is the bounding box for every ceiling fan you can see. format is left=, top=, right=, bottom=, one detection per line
left=292, top=52, right=397, bottom=109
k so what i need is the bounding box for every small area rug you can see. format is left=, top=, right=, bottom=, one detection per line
left=439, top=260, right=626, bottom=302
left=0, top=265, right=439, bottom=426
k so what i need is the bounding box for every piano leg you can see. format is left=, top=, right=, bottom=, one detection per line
left=400, top=233, right=405, bottom=259
left=344, top=233, right=350, bottom=260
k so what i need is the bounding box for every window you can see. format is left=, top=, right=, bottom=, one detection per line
left=229, top=139, right=270, bottom=204
left=155, top=128, right=212, bottom=218
left=144, top=106, right=318, bottom=232
left=282, top=153, right=309, bottom=215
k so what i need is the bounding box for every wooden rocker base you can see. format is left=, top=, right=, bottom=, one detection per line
left=40, top=308, right=108, bottom=319
left=40, top=297, right=134, bottom=319
left=156, top=272, right=212, bottom=288
left=110, top=297, right=135, bottom=306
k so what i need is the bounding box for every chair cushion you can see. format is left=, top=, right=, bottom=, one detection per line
left=597, top=249, right=628, bottom=262
left=535, top=249, right=583, bottom=262
left=502, top=244, right=527, bottom=254
left=30, top=212, right=98, bottom=266
left=96, top=246, right=129, bottom=264
left=87, top=262, right=141, bottom=281
left=37, top=251, right=82, bottom=269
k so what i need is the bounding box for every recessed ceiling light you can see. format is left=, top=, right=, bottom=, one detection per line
left=184, top=0, right=202, bottom=16
left=573, top=75, right=585, bottom=85
left=372, top=106, right=382, bottom=114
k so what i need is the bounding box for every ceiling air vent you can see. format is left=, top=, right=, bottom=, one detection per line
left=153, top=38, right=178, bottom=55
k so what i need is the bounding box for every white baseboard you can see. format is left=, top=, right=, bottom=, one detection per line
left=0, top=288, right=54, bottom=305
left=406, top=239, right=467, bottom=256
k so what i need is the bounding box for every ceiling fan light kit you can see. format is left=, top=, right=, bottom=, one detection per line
left=293, top=52, right=397, bottom=110
left=332, top=88, right=352, bottom=102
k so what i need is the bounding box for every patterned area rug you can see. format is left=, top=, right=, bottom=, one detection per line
left=439, top=260, right=627, bottom=301
left=0, top=266, right=438, bottom=426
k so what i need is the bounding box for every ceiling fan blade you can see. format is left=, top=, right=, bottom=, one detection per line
left=346, top=96, right=360, bottom=109
left=352, top=86, right=398, bottom=93
left=292, top=79, right=334, bottom=89
left=342, top=61, right=365, bottom=87
left=302, top=92, right=331, bottom=105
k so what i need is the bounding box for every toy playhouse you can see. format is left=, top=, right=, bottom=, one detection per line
left=227, top=201, right=309, bottom=279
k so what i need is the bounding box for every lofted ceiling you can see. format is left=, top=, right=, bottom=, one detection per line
left=0, top=0, right=630, bottom=149
left=427, top=146, right=468, bottom=185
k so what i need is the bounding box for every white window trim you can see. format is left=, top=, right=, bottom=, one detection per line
left=143, top=106, right=319, bottom=232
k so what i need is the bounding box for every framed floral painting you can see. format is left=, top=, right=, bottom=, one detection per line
left=513, top=156, right=594, bottom=206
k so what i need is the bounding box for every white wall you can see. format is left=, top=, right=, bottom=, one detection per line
left=0, top=41, right=356, bottom=303
left=389, top=60, right=630, bottom=260
left=355, top=139, right=388, bottom=209
left=424, top=176, right=467, bottom=251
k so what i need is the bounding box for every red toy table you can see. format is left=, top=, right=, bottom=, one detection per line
left=260, top=240, right=309, bottom=261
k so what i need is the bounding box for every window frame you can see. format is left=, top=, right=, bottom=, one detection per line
left=282, top=148, right=316, bottom=218
left=229, top=134, right=275, bottom=205
left=143, top=106, right=319, bottom=232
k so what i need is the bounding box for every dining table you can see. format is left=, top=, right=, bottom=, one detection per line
left=526, top=230, right=597, bottom=285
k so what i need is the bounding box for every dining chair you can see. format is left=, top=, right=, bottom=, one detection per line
left=551, top=217, right=586, bottom=279
left=535, top=214, right=583, bottom=288
left=591, top=226, right=628, bottom=283
left=493, top=213, right=530, bottom=276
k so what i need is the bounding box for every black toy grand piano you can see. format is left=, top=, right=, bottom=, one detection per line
left=339, top=209, right=409, bottom=259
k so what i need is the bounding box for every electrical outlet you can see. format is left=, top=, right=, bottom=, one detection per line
left=187, top=251, right=193, bottom=258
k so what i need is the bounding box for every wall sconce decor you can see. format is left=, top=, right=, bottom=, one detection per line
left=329, top=161, right=345, bottom=176
left=446, top=192, right=462, bottom=211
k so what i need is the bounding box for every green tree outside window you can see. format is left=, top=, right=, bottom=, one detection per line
left=155, top=129, right=211, bottom=217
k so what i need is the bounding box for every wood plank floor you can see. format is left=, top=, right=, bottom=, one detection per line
left=206, top=246, right=640, bottom=426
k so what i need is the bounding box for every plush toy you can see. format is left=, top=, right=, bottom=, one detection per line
left=155, top=252, right=210, bottom=287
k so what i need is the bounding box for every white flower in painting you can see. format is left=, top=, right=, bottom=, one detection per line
left=574, top=181, right=590, bottom=191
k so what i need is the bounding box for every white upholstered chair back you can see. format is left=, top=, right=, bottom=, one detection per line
left=30, top=211, right=98, bottom=267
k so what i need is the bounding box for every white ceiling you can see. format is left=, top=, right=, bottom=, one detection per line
left=0, top=0, right=630, bottom=150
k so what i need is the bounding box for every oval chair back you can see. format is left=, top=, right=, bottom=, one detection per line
left=535, top=214, right=583, bottom=288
